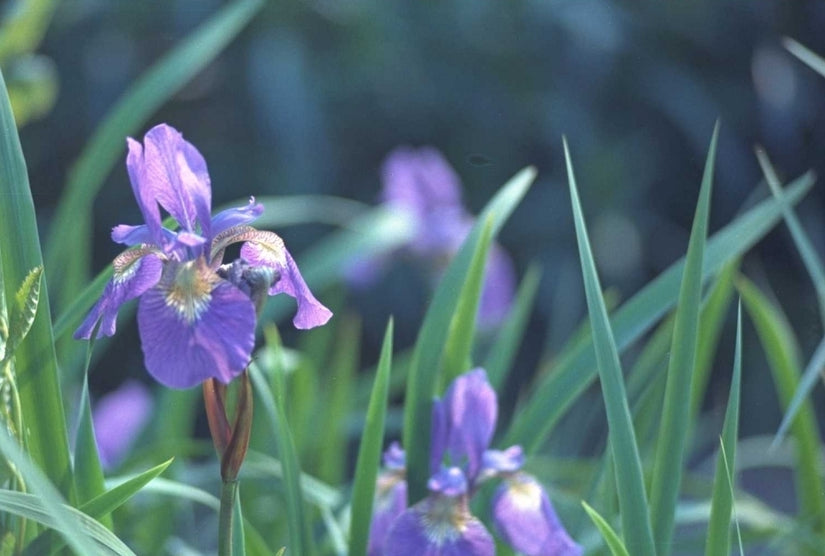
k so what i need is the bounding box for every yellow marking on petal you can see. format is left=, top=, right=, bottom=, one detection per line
left=113, top=246, right=161, bottom=284
left=163, top=260, right=216, bottom=324
left=505, top=476, right=543, bottom=512
left=210, top=225, right=287, bottom=266
left=420, top=496, right=472, bottom=546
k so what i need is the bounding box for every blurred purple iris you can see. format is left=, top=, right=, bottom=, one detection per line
left=75, top=124, right=332, bottom=389
left=348, top=147, right=515, bottom=327
left=369, top=369, right=582, bottom=556
left=92, top=380, right=152, bottom=470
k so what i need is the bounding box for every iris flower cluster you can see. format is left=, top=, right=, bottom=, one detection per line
left=75, top=123, right=332, bottom=389
left=347, top=147, right=515, bottom=327
left=369, top=369, right=582, bottom=556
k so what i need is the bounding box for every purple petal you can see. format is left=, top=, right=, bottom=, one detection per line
left=383, top=496, right=494, bottom=556
left=240, top=241, right=332, bottom=329
left=428, top=467, right=467, bottom=498
left=478, top=243, right=516, bottom=328
left=93, top=381, right=153, bottom=469
left=210, top=197, right=264, bottom=239
left=138, top=124, right=212, bottom=236
left=74, top=251, right=163, bottom=339
left=343, top=255, right=387, bottom=288
left=481, top=446, right=525, bottom=477
left=126, top=138, right=164, bottom=246
left=430, top=398, right=447, bottom=475
left=137, top=263, right=256, bottom=388
left=491, top=473, right=582, bottom=556
left=436, top=368, right=498, bottom=481
left=383, top=441, right=406, bottom=470
left=381, top=147, right=464, bottom=215
left=381, top=147, right=472, bottom=257
left=111, top=224, right=153, bottom=246
left=112, top=225, right=178, bottom=248
left=368, top=472, right=407, bottom=556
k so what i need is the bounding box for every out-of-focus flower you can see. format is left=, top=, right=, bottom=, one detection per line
left=367, top=442, right=408, bottom=556
left=75, top=124, right=331, bottom=389
left=347, top=147, right=515, bottom=327
left=492, top=473, right=583, bottom=556
left=92, top=380, right=152, bottom=470
left=369, top=369, right=581, bottom=555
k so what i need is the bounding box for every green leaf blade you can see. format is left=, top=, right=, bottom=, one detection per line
left=349, top=319, right=394, bottom=556
left=0, top=68, right=72, bottom=496
left=441, top=216, right=494, bottom=385
left=484, top=263, right=541, bottom=390
left=705, top=304, right=743, bottom=556
left=565, top=139, right=655, bottom=556
left=738, top=277, right=825, bottom=536
left=649, top=122, right=718, bottom=549
left=582, top=501, right=631, bottom=556
left=249, top=354, right=308, bottom=555
left=504, top=170, right=815, bottom=453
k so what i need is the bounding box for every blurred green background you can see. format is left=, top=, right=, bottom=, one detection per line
left=10, top=0, right=825, bottom=475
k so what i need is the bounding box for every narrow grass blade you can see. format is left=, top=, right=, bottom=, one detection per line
left=582, top=501, right=630, bottom=556
left=690, top=261, right=737, bottom=419
left=0, top=427, right=101, bottom=555
left=705, top=303, right=743, bottom=556
left=756, top=148, right=825, bottom=325
left=441, top=216, right=494, bottom=385
left=738, top=276, right=825, bottom=535
left=0, top=490, right=135, bottom=556
left=45, top=0, right=263, bottom=309
left=649, top=123, right=718, bottom=549
left=565, top=139, right=655, bottom=556
left=80, top=458, right=173, bottom=519
left=0, top=68, right=72, bottom=495
left=249, top=356, right=308, bottom=555
left=349, top=318, right=393, bottom=556
left=504, top=170, right=815, bottom=453
left=25, top=458, right=173, bottom=555
left=784, top=38, right=825, bottom=78
left=73, top=370, right=107, bottom=515
left=404, top=167, right=535, bottom=504
left=484, top=263, right=541, bottom=390
left=318, top=316, right=359, bottom=484
left=775, top=335, right=825, bottom=446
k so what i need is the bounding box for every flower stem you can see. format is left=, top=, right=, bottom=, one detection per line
left=218, top=479, right=239, bottom=556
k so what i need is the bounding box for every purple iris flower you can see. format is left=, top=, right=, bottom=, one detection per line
left=92, top=380, right=152, bottom=470
left=75, top=124, right=332, bottom=389
left=347, top=147, right=516, bottom=327
left=370, top=369, right=582, bottom=555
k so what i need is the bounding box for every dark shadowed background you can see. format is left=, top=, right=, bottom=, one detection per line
left=13, top=0, right=825, bottom=466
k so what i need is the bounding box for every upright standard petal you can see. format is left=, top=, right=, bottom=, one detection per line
left=432, top=369, right=498, bottom=481
left=137, top=261, right=256, bottom=388
left=240, top=238, right=332, bottom=329
left=93, top=381, right=153, bottom=469
left=383, top=494, right=494, bottom=556
left=381, top=147, right=464, bottom=216
left=126, top=138, right=164, bottom=247
left=74, top=249, right=164, bottom=339
left=491, top=473, right=582, bottom=556
left=140, top=124, right=212, bottom=236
